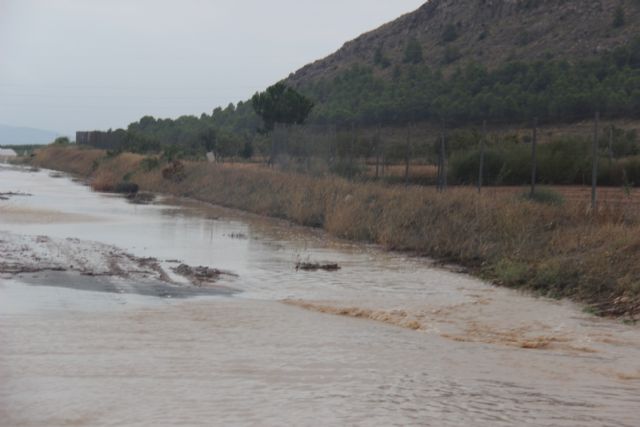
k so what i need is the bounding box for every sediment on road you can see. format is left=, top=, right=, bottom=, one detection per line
left=31, top=146, right=640, bottom=319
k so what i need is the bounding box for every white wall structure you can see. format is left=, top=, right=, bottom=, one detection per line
left=0, top=148, right=18, bottom=163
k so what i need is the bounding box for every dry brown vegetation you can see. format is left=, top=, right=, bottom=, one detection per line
left=33, top=146, right=640, bottom=319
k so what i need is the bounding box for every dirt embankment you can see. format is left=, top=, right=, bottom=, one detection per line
left=31, top=146, right=640, bottom=319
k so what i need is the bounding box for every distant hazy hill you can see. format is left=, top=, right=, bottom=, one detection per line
left=0, top=124, right=58, bottom=146
left=289, top=0, right=640, bottom=86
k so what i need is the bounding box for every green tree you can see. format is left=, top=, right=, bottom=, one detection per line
left=53, top=136, right=70, bottom=145
left=199, top=127, right=217, bottom=152
left=374, top=44, right=391, bottom=68
left=240, top=139, right=254, bottom=159
left=442, top=23, right=458, bottom=43
left=403, top=38, right=424, bottom=64
left=251, top=82, right=314, bottom=132
left=613, top=5, right=625, bottom=28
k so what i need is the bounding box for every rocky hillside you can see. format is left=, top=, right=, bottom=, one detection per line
left=289, top=0, right=640, bottom=86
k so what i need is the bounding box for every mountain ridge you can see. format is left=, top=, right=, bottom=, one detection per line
left=0, top=124, right=59, bottom=146
left=288, top=0, right=640, bottom=88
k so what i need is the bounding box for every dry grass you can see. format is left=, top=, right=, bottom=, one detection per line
left=364, top=163, right=438, bottom=180
left=32, top=146, right=640, bottom=318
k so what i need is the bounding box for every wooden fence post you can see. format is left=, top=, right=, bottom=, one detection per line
left=478, top=119, right=486, bottom=194
left=439, top=120, right=447, bottom=192
left=608, top=124, right=614, bottom=164
left=404, top=124, right=411, bottom=186
left=349, top=122, right=355, bottom=179
left=436, top=139, right=442, bottom=191
left=591, top=111, right=600, bottom=211
left=375, top=126, right=381, bottom=179
left=530, top=118, right=538, bottom=198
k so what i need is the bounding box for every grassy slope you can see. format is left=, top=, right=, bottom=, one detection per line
left=34, top=146, right=640, bottom=319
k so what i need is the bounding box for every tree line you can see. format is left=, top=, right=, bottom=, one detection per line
left=304, top=36, right=640, bottom=125
left=79, top=37, right=640, bottom=170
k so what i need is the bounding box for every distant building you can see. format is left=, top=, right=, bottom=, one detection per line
left=0, top=148, right=17, bottom=163
left=76, top=131, right=106, bottom=147
left=76, top=130, right=126, bottom=150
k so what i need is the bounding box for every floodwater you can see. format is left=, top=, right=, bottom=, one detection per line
left=1, top=164, right=639, bottom=427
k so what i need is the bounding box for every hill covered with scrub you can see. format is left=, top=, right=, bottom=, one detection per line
left=289, top=0, right=640, bottom=84
left=287, top=0, right=640, bottom=125
left=97, top=0, right=640, bottom=167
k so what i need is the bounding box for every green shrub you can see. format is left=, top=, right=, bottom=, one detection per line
left=403, top=38, right=424, bottom=64
left=53, top=137, right=70, bottom=145
left=330, top=159, right=365, bottom=179
left=613, top=5, right=625, bottom=28
left=519, top=188, right=565, bottom=206
left=442, top=46, right=461, bottom=64
left=114, top=182, right=139, bottom=194
left=531, top=259, right=579, bottom=298
left=442, top=23, right=458, bottom=43
left=537, top=138, right=590, bottom=184
left=140, top=156, right=160, bottom=172
left=448, top=144, right=530, bottom=186
left=516, top=31, right=532, bottom=46
left=493, top=259, right=530, bottom=287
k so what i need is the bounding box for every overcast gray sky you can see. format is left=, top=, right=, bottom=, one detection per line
left=0, top=0, right=425, bottom=135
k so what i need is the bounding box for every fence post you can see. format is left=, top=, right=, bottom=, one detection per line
left=349, top=122, right=356, bottom=179
left=530, top=118, right=538, bottom=198
left=404, top=124, right=411, bottom=186
left=608, top=124, right=614, bottom=163
left=436, top=137, right=442, bottom=191
left=591, top=111, right=600, bottom=211
left=478, top=119, right=486, bottom=194
left=439, top=120, right=447, bottom=192
left=375, top=126, right=381, bottom=179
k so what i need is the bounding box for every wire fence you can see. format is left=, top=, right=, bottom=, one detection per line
left=262, top=112, right=639, bottom=209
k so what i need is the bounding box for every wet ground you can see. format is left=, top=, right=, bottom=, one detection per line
left=1, top=164, right=639, bottom=426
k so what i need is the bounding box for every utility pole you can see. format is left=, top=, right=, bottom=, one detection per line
left=591, top=111, right=600, bottom=212
left=530, top=118, right=538, bottom=198
left=478, top=119, right=486, bottom=194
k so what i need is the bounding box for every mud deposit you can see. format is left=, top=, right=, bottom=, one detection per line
left=1, top=164, right=640, bottom=426
left=0, top=232, right=235, bottom=298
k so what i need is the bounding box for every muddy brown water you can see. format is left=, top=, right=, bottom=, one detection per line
left=1, top=164, right=639, bottom=426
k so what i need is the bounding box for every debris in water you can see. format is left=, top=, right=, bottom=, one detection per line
left=227, top=232, right=248, bottom=240
left=295, top=262, right=341, bottom=272
left=126, top=192, right=155, bottom=204
left=0, top=191, right=33, bottom=201
left=172, top=263, right=237, bottom=286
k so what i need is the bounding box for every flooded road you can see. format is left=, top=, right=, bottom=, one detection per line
left=1, top=164, right=639, bottom=426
